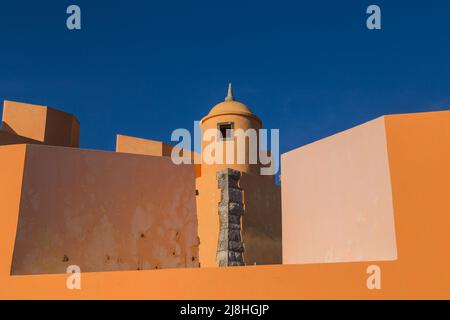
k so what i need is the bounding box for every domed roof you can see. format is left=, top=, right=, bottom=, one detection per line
left=208, top=100, right=254, bottom=117
left=201, top=83, right=261, bottom=125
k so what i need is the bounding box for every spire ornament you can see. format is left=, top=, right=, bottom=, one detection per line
left=225, top=83, right=234, bottom=101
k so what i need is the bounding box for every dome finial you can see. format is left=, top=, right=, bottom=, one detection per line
left=225, top=83, right=234, bottom=101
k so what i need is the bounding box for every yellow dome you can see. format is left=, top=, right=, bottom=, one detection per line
left=201, top=83, right=261, bottom=125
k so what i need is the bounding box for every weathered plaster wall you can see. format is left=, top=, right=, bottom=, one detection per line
left=281, top=117, right=397, bottom=264
left=195, top=172, right=221, bottom=267
left=11, top=144, right=199, bottom=275
left=200, top=113, right=262, bottom=175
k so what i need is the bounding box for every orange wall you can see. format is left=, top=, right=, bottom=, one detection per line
left=43, top=107, right=80, bottom=148
left=197, top=113, right=277, bottom=267
left=196, top=171, right=281, bottom=267
left=0, top=261, right=396, bottom=300
left=116, top=134, right=172, bottom=156
left=383, top=110, right=450, bottom=297
left=0, top=130, right=41, bottom=146
left=271, top=110, right=450, bottom=298
left=2, top=101, right=79, bottom=147
left=195, top=174, right=221, bottom=267
left=281, top=117, right=397, bottom=264
left=2, top=110, right=450, bottom=299
left=10, top=144, right=199, bottom=275
left=240, top=173, right=282, bottom=265
left=116, top=134, right=201, bottom=177
left=115, top=130, right=280, bottom=268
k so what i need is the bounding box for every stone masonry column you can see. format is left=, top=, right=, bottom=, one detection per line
left=216, top=168, right=245, bottom=266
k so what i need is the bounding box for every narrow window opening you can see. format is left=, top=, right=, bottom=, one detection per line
left=218, top=122, right=234, bottom=141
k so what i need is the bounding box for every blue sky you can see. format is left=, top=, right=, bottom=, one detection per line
left=0, top=0, right=449, bottom=154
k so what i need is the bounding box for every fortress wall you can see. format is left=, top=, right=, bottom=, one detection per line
left=281, top=116, right=397, bottom=264
left=240, top=172, right=282, bottom=265
left=2, top=101, right=47, bottom=142
left=10, top=144, right=199, bottom=275
left=0, top=130, right=41, bottom=146
left=116, top=134, right=170, bottom=156
left=2, top=101, right=79, bottom=147
left=0, top=145, right=27, bottom=277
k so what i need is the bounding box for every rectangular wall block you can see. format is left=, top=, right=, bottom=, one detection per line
left=11, top=144, right=199, bottom=275
left=281, top=117, right=397, bottom=264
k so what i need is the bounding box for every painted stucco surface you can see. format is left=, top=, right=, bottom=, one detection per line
left=116, top=134, right=201, bottom=177
left=195, top=172, right=222, bottom=267
left=281, top=117, right=397, bottom=264
left=196, top=168, right=281, bottom=267
left=0, top=145, right=26, bottom=278
left=0, top=130, right=41, bottom=146
left=2, top=101, right=47, bottom=142
left=10, top=144, right=199, bottom=275
left=240, top=173, right=282, bottom=265
left=2, top=101, right=79, bottom=148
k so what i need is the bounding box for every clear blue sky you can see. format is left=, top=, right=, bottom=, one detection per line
left=0, top=0, right=449, bottom=154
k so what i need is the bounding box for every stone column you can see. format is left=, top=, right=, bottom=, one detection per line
left=216, top=168, right=245, bottom=266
